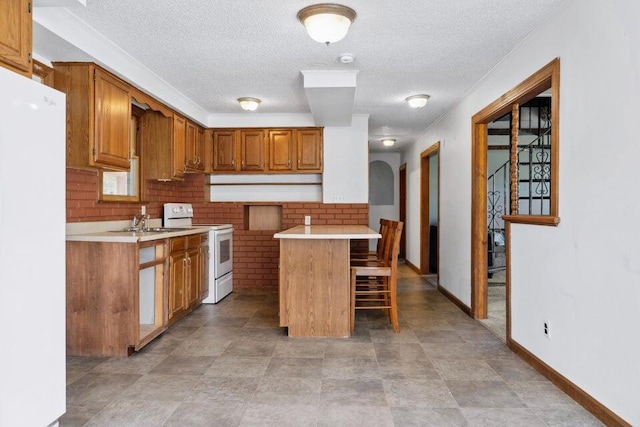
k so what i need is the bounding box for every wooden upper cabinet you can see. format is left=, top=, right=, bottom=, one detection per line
left=268, top=129, right=294, bottom=171
left=296, top=128, right=323, bottom=172
left=240, top=129, right=266, bottom=171
left=212, top=130, right=237, bottom=171
left=141, top=111, right=187, bottom=181
left=172, top=115, right=186, bottom=179
left=94, top=69, right=131, bottom=169
left=53, top=62, right=132, bottom=171
left=0, top=0, right=32, bottom=77
left=195, top=126, right=205, bottom=171
left=185, top=120, right=197, bottom=170
left=209, top=127, right=322, bottom=174
left=185, top=120, right=205, bottom=172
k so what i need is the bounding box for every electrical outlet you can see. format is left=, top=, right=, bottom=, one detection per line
left=543, top=320, right=551, bottom=338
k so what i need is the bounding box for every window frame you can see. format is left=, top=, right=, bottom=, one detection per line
left=99, top=105, right=144, bottom=202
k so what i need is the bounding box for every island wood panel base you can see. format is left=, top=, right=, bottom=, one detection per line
left=279, top=238, right=350, bottom=337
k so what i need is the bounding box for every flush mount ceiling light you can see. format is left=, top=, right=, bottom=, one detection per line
left=381, top=138, right=396, bottom=147
left=339, top=53, right=355, bottom=63
left=237, top=97, right=261, bottom=111
left=298, top=4, right=357, bottom=45
left=405, top=94, right=430, bottom=108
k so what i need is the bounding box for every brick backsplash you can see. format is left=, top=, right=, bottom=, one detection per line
left=66, top=168, right=369, bottom=289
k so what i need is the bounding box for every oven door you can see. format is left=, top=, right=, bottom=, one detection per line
left=214, top=228, right=233, bottom=278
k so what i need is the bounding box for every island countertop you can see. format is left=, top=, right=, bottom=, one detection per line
left=274, top=225, right=380, bottom=240
left=275, top=224, right=381, bottom=338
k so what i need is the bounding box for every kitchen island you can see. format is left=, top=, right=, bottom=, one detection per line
left=274, top=225, right=381, bottom=338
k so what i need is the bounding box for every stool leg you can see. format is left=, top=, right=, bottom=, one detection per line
left=389, top=275, right=400, bottom=332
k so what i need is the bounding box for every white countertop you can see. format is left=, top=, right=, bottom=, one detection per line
left=274, top=225, right=381, bottom=240
left=66, top=219, right=208, bottom=243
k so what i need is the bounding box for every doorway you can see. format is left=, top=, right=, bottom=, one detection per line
left=399, top=164, right=406, bottom=260
left=471, top=59, right=560, bottom=343
left=420, top=143, right=440, bottom=276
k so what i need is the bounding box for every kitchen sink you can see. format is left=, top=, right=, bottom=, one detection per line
left=111, top=227, right=187, bottom=233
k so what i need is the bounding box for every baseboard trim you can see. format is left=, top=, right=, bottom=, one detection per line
left=404, top=259, right=421, bottom=274
left=508, top=339, right=630, bottom=427
left=437, top=283, right=471, bottom=316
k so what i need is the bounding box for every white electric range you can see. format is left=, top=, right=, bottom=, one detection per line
left=164, top=203, right=233, bottom=303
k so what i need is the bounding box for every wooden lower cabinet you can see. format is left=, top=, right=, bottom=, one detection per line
left=66, top=240, right=168, bottom=357
left=66, top=232, right=208, bottom=357
left=168, top=234, right=206, bottom=325
left=168, top=251, right=188, bottom=321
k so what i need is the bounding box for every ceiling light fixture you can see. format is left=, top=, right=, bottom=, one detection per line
left=237, top=97, right=261, bottom=111
left=405, top=94, right=430, bottom=108
left=297, top=4, right=357, bottom=45
left=339, top=53, right=354, bottom=63
left=382, top=138, right=396, bottom=147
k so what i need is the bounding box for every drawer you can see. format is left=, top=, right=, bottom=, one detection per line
left=170, top=236, right=187, bottom=253
left=187, top=234, right=202, bottom=249
left=200, top=233, right=209, bottom=245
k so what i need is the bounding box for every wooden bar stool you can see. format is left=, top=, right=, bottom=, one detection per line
left=350, top=221, right=403, bottom=332
left=350, top=218, right=390, bottom=262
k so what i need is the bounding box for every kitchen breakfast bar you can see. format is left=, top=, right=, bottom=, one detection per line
left=274, top=225, right=381, bottom=338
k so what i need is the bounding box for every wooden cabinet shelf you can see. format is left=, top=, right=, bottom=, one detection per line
left=185, top=122, right=205, bottom=172
left=0, top=0, right=32, bottom=77
left=141, top=112, right=188, bottom=181
left=143, top=113, right=207, bottom=180
left=53, top=62, right=132, bottom=170
left=207, top=127, right=323, bottom=174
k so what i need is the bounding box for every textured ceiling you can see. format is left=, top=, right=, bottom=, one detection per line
left=61, top=0, right=564, bottom=151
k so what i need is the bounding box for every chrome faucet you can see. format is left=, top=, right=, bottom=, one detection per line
left=131, top=213, right=151, bottom=231
left=131, top=213, right=143, bottom=230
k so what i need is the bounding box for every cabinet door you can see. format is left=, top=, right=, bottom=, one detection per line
left=268, top=129, right=294, bottom=171
left=212, top=130, right=237, bottom=171
left=0, top=0, right=31, bottom=76
left=168, top=252, right=187, bottom=321
left=94, top=69, right=131, bottom=169
left=185, top=120, right=198, bottom=170
left=296, top=129, right=323, bottom=172
left=195, top=126, right=205, bottom=171
left=240, top=129, right=266, bottom=171
left=172, top=115, right=186, bottom=179
left=187, top=247, right=201, bottom=308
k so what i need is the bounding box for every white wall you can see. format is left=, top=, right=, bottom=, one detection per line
left=369, top=152, right=400, bottom=249
left=401, top=0, right=640, bottom=423
left=322, top=115, right=370, bottom=203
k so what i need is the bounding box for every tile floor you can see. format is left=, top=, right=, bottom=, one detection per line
left=61, top=266, right=602, bottom=426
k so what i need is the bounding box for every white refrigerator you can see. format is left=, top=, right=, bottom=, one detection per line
left=0, top=66, right=66, bottom=426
